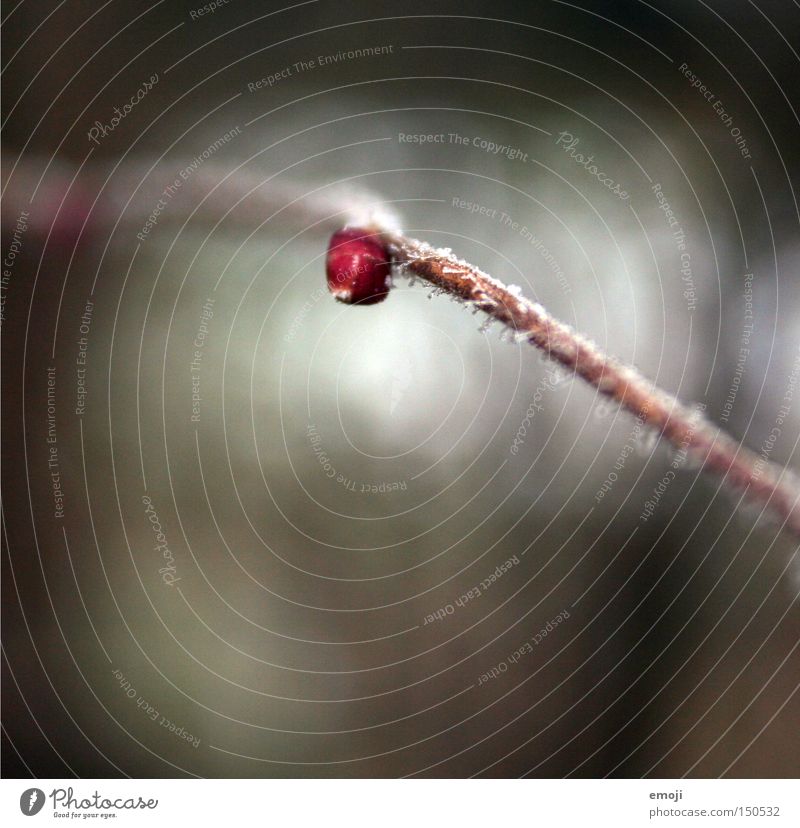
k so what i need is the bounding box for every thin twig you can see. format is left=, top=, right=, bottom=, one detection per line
left=6, top=151, right=798, bottom=536
left=377, top=228, right=800, bottom=539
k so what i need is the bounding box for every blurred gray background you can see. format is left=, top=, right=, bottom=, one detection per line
left=2, top=0, right=799, bottom=777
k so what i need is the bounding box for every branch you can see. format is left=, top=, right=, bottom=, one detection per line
left=342, top=226, right=800, bottom=539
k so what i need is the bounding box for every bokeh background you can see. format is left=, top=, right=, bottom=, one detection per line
left=2, top=0, right=799, bottom=778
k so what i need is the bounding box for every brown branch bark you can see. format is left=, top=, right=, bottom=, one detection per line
left=380, top=229, right=800, bottom=539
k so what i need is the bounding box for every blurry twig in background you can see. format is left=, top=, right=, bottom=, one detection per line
left=1, top=153, right=385, bottom=240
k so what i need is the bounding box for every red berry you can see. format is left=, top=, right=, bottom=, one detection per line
left=326, top=227, right=392, bottom=305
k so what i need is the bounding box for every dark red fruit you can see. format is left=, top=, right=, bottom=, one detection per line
left=326, top=227, right=392, bottom=305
